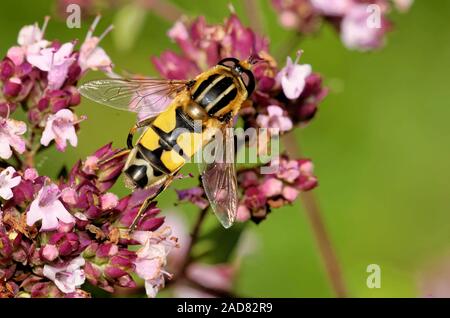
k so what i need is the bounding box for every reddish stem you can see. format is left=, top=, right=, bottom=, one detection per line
left=283, top=132, right=348, bottom=297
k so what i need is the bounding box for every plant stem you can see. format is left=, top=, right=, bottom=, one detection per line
left=177, top=207, right=209, bottom=277
left=282, top=132, right=347, bottom=298
left=140, top=0, right=183, bottom=23
left=244, top=0, right=264, bottom=34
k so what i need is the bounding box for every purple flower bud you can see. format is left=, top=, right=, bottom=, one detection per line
left=41, top=244, right=59, bottom=261
left=96, top=243, right=118, bottom=259
left=0, top=58, right=15, bottom=80
left=104, top=266, right=127, bottom=279
left=65, top=85, right=81, bottom=106
left=0, top=102, right=17, bottom=117
left=48, top=232, right=80, bottom=257
left=16, top=62, right=33, bottom=78
left=117, top=273, right=136, bottom=288
left=47, top=89, right=71, bottom=113
left=66, top=62, right=81, bottom=84
left=38, top=97, right=49, bottom=111
left=243, top=186, right=267, bottom=210
left=176, top=187, right=209, bottom=210
left=152, top=52, right=199, bottom=80
left=3, top=78, right=22, bottom=97
left=0, top=232, right=13, bottom=260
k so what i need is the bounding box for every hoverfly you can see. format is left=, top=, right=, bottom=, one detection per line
left=79, top=57, right=257, bottom=231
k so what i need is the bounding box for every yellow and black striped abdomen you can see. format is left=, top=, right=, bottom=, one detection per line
left=123, top=101, right=207, bottom=189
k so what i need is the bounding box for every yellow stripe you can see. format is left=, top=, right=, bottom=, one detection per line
left=152, top=104, right=177, bottom=133
left=194, top=75, right=225, bottom=104
left=205, top=83, right=236, bottom=112
left=139, top=127, right=160, bottom=151
left=160, top=149, right=185, bottom=172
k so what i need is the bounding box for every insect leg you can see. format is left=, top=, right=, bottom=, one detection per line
left=97, top=148, right=131, bottom=166
left=129, top=175, right=175, bottom=232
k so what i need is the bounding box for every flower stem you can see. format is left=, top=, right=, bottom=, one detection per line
left=282, top=132, right=347, bottom=298
left=140, top=0, right=182, bottom=23
left=178, top=207, right=209, bottom=277
left=244, top=0, right=264, bottom=34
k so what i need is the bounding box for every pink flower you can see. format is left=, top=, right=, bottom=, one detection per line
left=27, top=42, right=75, bottom=90
left=259, top=177, right=283, bottom=197
left=0, top=116, right=27, bottom=159
left=41, top=244, right=59, bottom=261
left=7, top=18, right=50, bottom=65
left=6, top=47, right=25, bottom=66
left=310, top=0, right=354, bottom=16
left=40, top=109, right=83, bottom=151
left=340, top=4, right=388, bottom=51
left=393, top=0, right=414, bottom=12
left=43, top=256, right=85, bottom=293
left=236, top=204, right=251, bottom=222
left=282, top=185, right=299, bottom=202
left=256, top=105, right=293, bottom=133
left=61, top=187, right=78, bottom=205
left=275, top=157, right=301, bottom=183
left=100, top=192, right=119, bottom=210
left=79, top=16, right=113, bottom=74
left=24, top=168, right=39, bottom=181
left=176, top=187, right=209, bottom=210
left=0, top=167, right=21, bottom=200
left=132, top=227, right=176, bottom=298
left=187, top=263, right=235, bottom=293
left=271, top=0, right=321, bottom=33
left=277, top=51, right=312, bottom=99
left=26, top=183, right=75, bottom=231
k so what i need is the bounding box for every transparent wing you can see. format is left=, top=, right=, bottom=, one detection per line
left=199, top=125, right=238, bottom=228
left=79, top=78, right=190, bottom=119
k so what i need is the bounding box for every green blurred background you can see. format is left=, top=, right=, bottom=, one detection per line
left=1, top=0, right=449, bottom=297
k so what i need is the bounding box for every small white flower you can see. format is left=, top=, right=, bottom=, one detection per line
left=0, top=167, right=21, bottom=200
left=43, top=256, right=85, bottom=293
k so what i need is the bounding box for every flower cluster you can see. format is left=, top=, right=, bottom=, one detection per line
left=0, top=143, right=177, bottom=298
left=157, top=14, right=321, bottom=223
left=177, top=157, right=317, bottom=224
left=236, top=157, right=317, bottom=223
left=272, top=0, right=413, bottom=51
left=0, top=16, right=113, bottom=157
left=0, top=18, right=177, bottom=298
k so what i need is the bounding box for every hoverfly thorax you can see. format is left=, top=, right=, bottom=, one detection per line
left=217, top=57, right=256, bottom=97
left=188, top=57, right=255, bottom=120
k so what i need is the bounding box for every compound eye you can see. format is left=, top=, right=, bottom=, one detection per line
left=242, top=70, right=255, bottom=96
left=218, top=57, right=239, bottom=68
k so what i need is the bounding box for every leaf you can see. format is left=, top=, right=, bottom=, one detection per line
left=113, top=3, right=147, bottom=52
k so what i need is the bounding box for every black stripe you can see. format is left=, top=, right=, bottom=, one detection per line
left=151, top=107, right=194, bottom=160
left=124, top=164, right=148, bottom=188
left=137, top=145, right=171, bottom=174
left=192, top=74, right=219, bottom=100
left=208, top=87, right=238, bottom=116
left=198, top=76, right=234, bottom=108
